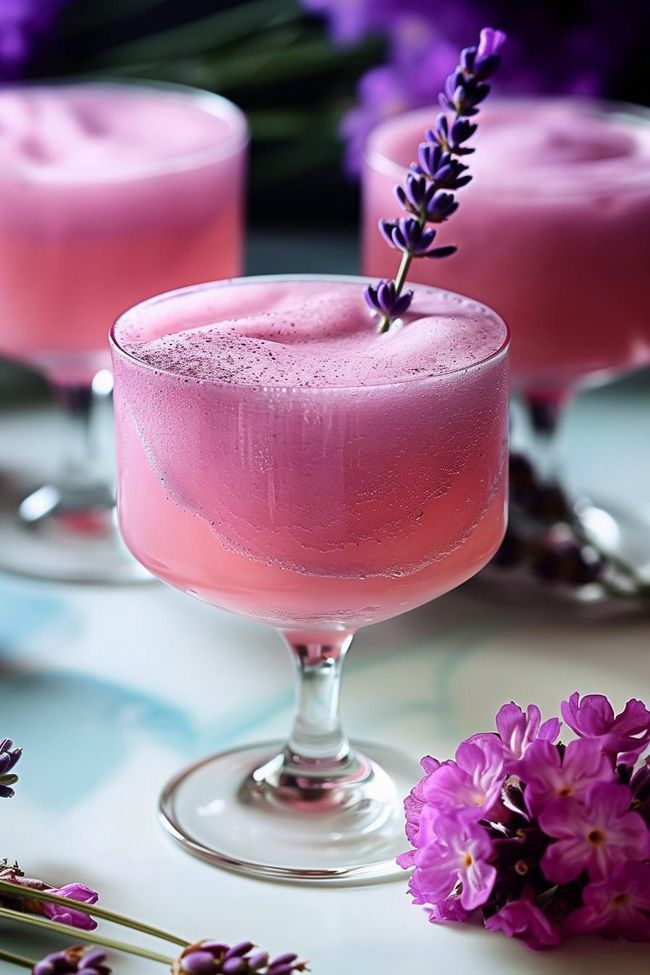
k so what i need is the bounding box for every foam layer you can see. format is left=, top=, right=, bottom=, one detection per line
left=379, top=98, right=650, bottom=194
left=121, top=280, right=507, bottom=388
left=0, top=84, right=235, bottom=179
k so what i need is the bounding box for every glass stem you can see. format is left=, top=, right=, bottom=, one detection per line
left=55, top=382, right=95, bottom=479
left=284, top=630, right=353, bottom=768
left=249, top=630, right=373, bottom=807
left=522, top=391, right=570, bottom=487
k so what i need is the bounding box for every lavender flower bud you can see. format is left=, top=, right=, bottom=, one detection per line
left=414, top=147, right=471, bottom=189
left=425, top=191, right=458, bottom=223
left=174, top=942, right=307, bottom=975
left=364, top=280, right=413, bottom=319
left=475, top=27, right=507, bottom=79
left=33, top=947, right=110, bottom=975
left=379, top=217, right=438, bottom=256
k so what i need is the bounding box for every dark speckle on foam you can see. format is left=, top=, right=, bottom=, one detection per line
left=122, top=281, right=507, bottom=388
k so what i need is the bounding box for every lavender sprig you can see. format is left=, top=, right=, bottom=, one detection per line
left=365, top=26, right=506, bottom=334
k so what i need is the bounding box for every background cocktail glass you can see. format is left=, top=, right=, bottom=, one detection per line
left=0, top=79, right=247, bottom=582
left=362, top=97, right=650, bottom=567
left=110, top=274, right=509, bottom=883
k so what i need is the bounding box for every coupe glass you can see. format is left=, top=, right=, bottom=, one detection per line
left=110, top=274, right=509, bottom=884
left=362, top=97, right=650, bottom=567
left=0, top=79, right=247, bottom=582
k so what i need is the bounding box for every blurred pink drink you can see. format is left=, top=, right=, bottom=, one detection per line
left=0, top=82, right=247, bottom=384
left=111, top=277, right=509, bottom=630
left=363, top=98, right=650, bottom=401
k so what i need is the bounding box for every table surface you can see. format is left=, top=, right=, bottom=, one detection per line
left=1, top=234, right=650, bottom=974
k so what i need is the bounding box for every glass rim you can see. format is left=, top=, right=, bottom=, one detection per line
left=0, top=76, right=249, bottom=183
left=363, top=94, right=650, bottom=195
left=109, top=273, right=510, bottom=391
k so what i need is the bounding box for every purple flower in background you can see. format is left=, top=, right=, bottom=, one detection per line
left=0, top=1, right=66, bottom=79
left=0, top=738, right=22, bottom=798
left=485, top=897, right=562, bottom=950
left=562, top=693, right=650, bottom=765
left=494, top=701, right=561, bottom=772
left=518, top=738, right=615, bottom=817
left=42, top=884, right=99, bottom=932
left=33, top=947, right=110, bottom=975
left=306, top=1, right=650, bottom=174
left=540, top=783, right=648, bottom=884
left=564, top=862, right=650, bottom=942
left=410, top=813, right=496, bottom=910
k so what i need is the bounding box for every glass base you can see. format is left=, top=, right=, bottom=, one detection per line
left=159, top=740, right=421, bottom=885
left=575, top=495, right=650, bottom=582
left=0, top=480, right=153, bottom=585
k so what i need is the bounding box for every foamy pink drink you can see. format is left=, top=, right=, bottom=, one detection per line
left=111, top=276, right=508, bottom=630
left=363, top=98, right=650, bottom=400
left=110, top=274, right=509, bottom=883
left=0, top=81, right=247, bottom=385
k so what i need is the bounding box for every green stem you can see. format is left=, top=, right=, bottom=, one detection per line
left=0, top=881, right=186, bottom=948
left=0, top=948, right=34, bottom=969
left=377, top=251, right=412, bottom=334
left=0, top=908, right=174, bottom=965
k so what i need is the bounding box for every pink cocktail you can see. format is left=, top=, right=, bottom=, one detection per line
left=363, top=98, right=650, bottom=401
left=111, top=274, right=509, bottom=882
left=0, top=81, right=247, bottom=581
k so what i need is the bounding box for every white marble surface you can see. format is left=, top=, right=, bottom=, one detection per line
left=0, top=386, right=649, bottom=975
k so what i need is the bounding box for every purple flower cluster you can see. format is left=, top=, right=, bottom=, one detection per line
left=304, top=1, right=650, bottom=175
left=399, top=694, right=650, bottom=949
left=364, top=27, right=504, bottom=330
left=0, top=739, right=22, bottom=798
left=0, top=1, right=67, bottom=79
left=33, top=947, right=110, bottom=975
left=0, top=865, right=99, bottom=931
left=174, top=941, right=308, bottom=975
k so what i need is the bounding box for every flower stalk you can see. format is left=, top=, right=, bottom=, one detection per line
left=0, top=907, right=175, bottom=965
left=0, top=948, right=34, bottom=969
left=0, top=880, right=186, bottom=948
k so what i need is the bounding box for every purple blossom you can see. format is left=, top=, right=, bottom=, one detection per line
left=379, top=216, right=456, bottom=258
left=410, top=813, right=496, bottom=911
left=0, top=1, right=66, bottom=79
left=0, top=738, right=22, bottom=798
left=400, top=692, right=650, bottom=949
left=540, top=783, right=648, bottom=884
left=564, top=862, right=650, bottom=942
left=518, top=738, right=615, bottom=817
left=42, top=884, right=99, bottom=931
left=0, top=868, right=98, bottom=932
left=494, top=702, right=561, bottom=772
left=398, top=755, right=440, bottom=870
left=364, top=279, right=413, bottom=319
left=414, top=144, right=471, bottom=190
left=173, top=941, right=307, bottom=975
left=33, top=947, right=109, bottom=975
left=485, top=897, right=562, bottom=950
left=473, top=27, right=508, bottom=77
left=419, top=736, right=504, bottom=819
left=561, top=693, right=650, bottom=765
left=395, top=175, right=459, bottom=222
